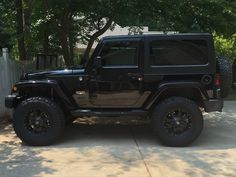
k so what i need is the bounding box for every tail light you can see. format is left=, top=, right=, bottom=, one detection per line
left=215, top=74, right=221, bottom=86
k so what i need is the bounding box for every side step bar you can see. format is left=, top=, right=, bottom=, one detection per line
left=71, top=109, right=148, bottom=117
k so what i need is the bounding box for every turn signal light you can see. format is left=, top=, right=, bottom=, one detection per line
left=12, top=85, right=17, bottom=92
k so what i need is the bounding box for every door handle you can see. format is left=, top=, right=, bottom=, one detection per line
left=127, top=73, right=143, bottom=81
left=127, top=73, right=139, bottom=77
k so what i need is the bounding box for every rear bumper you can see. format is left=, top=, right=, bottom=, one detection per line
left=5, top=95, right=17, bottom=109
left=203, top=99, right=223, bottom=112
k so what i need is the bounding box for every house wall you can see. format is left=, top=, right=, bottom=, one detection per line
left=75, top=25, right=149, bottom=51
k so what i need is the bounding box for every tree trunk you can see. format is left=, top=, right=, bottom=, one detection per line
left=60, top=28, right=74, bottom=66
left=82, top=36, right=96, bottom=64
left=68, top=16, right=74, bottom=62
left=43, top=30, right=49, bottom=55
left=16, top=0, right=27, bottom=60
left=58, top=9, right=74, bottom=66
left=69, top=33, right=74, bottom=62
left=81, top=19, right=113, bottom=64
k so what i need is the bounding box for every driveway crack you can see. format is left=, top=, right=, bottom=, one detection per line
left=131, top=127, right=152, bottom=177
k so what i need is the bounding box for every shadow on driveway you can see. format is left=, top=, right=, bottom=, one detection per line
left=0, top=122, right=56, bottom=177
left=0, top=101, right=236, bottom=176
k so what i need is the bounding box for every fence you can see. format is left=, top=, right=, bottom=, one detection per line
left=0, top=49, right=21, bottom=118
left=0, top=48, right=37, bottom=119
left=0, top=49, right=63, bottom=119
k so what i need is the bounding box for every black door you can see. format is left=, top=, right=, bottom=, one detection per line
left=89, top=39, right=145, bottom=108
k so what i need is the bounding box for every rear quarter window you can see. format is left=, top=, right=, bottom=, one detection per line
left=150, top=40, right=208, bottom=66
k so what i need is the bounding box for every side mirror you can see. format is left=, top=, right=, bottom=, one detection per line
left=95, top=56, right=102, bottom=68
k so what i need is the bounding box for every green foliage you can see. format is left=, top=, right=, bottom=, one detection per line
left=137, top=0, right=236, bottom=36
left=0, top=0, right=15, bottom=52
left=0, top=0, right=236, bottom=65
left=128, top=26, right=144, bottom=35
left=213, top=33, right=236, bottom=61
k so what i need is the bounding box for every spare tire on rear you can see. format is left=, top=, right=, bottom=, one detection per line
left=216, top=56, right=232, bottom=98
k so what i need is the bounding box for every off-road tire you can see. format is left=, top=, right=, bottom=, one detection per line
left=13, top=97, right=65, bottom=146
left=151, top=97, right=203, bottom=147
left=216, top=56, right=232, bottom=98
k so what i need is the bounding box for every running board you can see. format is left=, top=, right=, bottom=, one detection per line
left=71, top=109, right=148, bottom=117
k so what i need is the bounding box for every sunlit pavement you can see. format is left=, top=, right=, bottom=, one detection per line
left=1, top=101, right=236, bottom=177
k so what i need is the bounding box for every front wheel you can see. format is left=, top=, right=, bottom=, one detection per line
left=151, top=97, right=203, bottom=147
left=13, top=97, right=65, bottom=146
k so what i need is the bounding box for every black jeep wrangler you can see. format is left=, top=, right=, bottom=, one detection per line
left=5, top=33, right=226, bottom=147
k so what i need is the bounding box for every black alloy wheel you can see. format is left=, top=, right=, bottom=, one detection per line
left=163, top=109, right=192, bottom=136
left=13, top=97, right=65, bottom=146
left=24, top=109, right=52, bottom=134
left=151, top=97, right=203, bottom=147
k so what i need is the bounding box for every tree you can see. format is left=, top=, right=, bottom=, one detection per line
left=15, top=0, right=27, bottom=60
left=0, top=22, right=12, bottom=52
left=78, top=0, right=139, bottom=63
left=214, top=33, right=236, bottom=61
left=135, top=0, right=236, bottom=35
left=78, top=17, right=114, bottom=64
left=0, top=0, right=15, bottom=53
left=1, top=0, right=236, bottom=65
left=35, top=0, right=82, bottom=66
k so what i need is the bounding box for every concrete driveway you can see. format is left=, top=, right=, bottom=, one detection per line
left=1, top=101, right=236, bottom=177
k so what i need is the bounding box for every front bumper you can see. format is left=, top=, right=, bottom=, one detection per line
left=5, top=95, right=17, bottom=109
left=203, top=99, right=223, bottom=112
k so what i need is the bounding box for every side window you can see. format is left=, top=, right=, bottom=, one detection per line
left=150, top=40, right=208, bottom=66
left=99, top=40, right=139, bottom=66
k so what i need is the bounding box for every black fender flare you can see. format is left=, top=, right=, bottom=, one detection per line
left=145, top=81, right=208, bottom=109
left=15, top=80, right=77, bottom=109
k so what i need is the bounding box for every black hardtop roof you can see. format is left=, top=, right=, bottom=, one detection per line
left=102, top=33, right=212, bottom=40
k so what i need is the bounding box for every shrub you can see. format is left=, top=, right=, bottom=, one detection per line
left=213, top=33, right=236, bottom=62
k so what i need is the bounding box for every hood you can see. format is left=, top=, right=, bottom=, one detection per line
left=22, top=68, right=85, bottom=80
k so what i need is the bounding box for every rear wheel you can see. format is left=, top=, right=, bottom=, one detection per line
left=151, top=97, right=203, bottom=147
left=13, top=97, right=65, bottom=146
